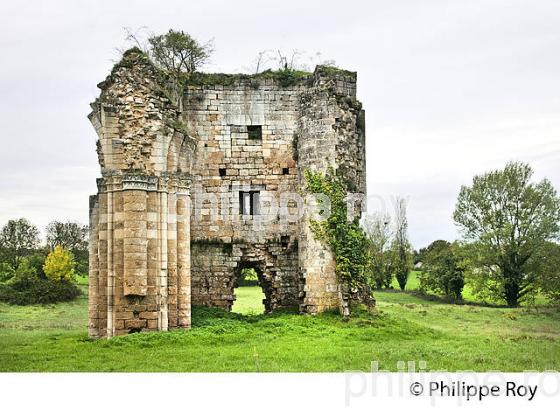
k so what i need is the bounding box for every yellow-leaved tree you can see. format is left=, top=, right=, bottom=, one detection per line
left=43, top=245, right=75, bottom=282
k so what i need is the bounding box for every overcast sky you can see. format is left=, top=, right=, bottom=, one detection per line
left=1, top=0, right=559, bottom=248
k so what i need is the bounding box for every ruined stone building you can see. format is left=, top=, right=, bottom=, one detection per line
left=88, top=48, right=367, bottom=338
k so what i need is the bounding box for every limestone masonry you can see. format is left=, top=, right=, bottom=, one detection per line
left=88, top=49, right=369, bottom=338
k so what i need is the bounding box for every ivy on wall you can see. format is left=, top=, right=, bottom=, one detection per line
left=304, top=169, right=370, bottom=288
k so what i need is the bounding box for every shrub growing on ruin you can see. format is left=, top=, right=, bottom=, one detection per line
left=147, top=29, right=213, bottom=76
left=304, top=169, right=370, bottom=288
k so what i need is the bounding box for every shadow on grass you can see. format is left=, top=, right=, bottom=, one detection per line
left=377, top=288, right=559, bottom=310
left=378, top=288, right=507, bottom=308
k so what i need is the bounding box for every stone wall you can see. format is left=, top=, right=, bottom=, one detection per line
left=88, top=48, right=370, bottom=338
left=88, top=50, right=194, bottom=337
left=191, top=240, right=299, bottom=311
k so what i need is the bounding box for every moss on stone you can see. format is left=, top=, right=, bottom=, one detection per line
left=182, top=69, right=311, bottom=88
left=110, top=47, right=154, bottom=76
left=314, top=65, right=356, bottom=78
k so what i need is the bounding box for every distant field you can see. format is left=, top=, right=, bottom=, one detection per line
left=391, top=271, right=550, bottom=306
left=0, top=281, right=558, bottom=372
left=232, top=286, right=265, bottom=315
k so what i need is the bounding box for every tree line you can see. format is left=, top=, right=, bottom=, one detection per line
left=365, top=161, right=560, bottom=307
left=0, top=220, right=88, bottom=304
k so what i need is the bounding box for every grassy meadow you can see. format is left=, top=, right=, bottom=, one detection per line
left=0, top=273, right=559, bottom=372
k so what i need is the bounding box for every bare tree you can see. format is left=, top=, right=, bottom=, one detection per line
left=45, top=221, right=88, bottom=252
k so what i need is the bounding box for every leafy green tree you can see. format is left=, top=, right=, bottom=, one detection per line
left=0, top=219, right=40, bottom=270
left=392, top=197, right=412, bottom=290
left=453, top=161, right=560, bottom=307
left=363, top=213, right=393, bottom=288
left=413, top=245, right=430, bottom=268
left=419, top=240, right=465, bottom=299
left=43, top=246, right=75, bottom=282
left=148, top=29, right=213, bottom=76
left=533, top=241, right=560, bottom=303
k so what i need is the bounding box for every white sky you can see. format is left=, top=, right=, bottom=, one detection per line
left=0, top=0, right=559, bottom=248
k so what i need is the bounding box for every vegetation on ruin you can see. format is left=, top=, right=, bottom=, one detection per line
left=313, top=65, right=356, bottom=78
left=304, top=169, right=371, bottom=289
left=181, top=68, right=311, bottom=88
left=117, top=30, right=312, bottom=90
left=147, top=29, right=213, bottom=76
left=0, top=281, right=558, bottom=371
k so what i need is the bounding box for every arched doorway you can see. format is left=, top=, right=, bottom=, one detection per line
left=231, top=263, right=270, bottom=315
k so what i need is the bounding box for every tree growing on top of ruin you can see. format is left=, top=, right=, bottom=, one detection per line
left=147, top=29, right=214, bottom=76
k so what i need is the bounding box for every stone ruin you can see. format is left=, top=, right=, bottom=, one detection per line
left=87, top=48, right=371, bottom=338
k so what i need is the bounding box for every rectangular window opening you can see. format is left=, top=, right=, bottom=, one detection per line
left=247, top=125, right=262, bottom=140
left=239, top=191, right=260, bottom=215
left=219, top=168, right=226, bottom=177
left=282, top=167, right=289, bottom=175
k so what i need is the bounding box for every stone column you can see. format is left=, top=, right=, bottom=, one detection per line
left=167, top=190, right=178, bottom=328
left=158, top=189, right=169, bottom=331
left=88, top=195, right=100, bottom=339
left=122, top=188, right=148, bottom=297
left=176, top=186, right=191, bottom=327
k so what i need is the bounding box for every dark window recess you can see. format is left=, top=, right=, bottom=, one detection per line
left=247, top=125, right=262, bottom=140
left=239, top=191, right=260, bottom=215
left=280, top=235, right=290, bottom=247
left=219, top=168, right=226, bottom=177
left=282, top=167, right=289, bottom=175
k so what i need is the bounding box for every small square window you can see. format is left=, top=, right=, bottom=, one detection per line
left=219, top=168, right=226, bottom=177
left=282, top=168, right=289, bottom=175
left=247, top=125, right=262, bottom=140
left=280, top=235, right=290, bottom=247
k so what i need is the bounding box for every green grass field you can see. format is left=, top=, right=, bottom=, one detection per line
left=232, top=286, right=265, bottom=315
left=0, top=277, right=559, bottom=372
